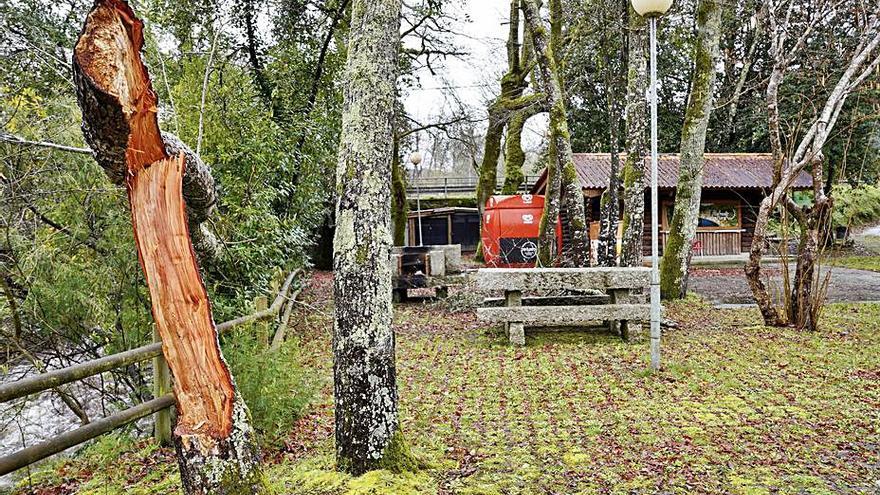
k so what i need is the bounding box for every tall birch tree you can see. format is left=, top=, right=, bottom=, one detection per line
left=333, top=0, right=414, bottom=475
left=659, top=0, right=723, bottom=299
left=745, top=0, right=880, bottom=331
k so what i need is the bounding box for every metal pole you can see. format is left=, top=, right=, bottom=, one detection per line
left=649, top=16, right=661, bottom=371
left=416, top=169, right=423, bottom=246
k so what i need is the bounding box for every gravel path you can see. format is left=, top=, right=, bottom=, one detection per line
left=690, top=264, right=880, bottom=304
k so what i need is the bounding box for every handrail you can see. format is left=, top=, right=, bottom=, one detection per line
left=0, top=343, right=163, bottom=403
left=216, top=269, right=299, bottom=332
left=0, top=394, right=175, bottom=476
left=0, top=269, right=303, bottom=403
left=0, top=269, right=305, bottom=477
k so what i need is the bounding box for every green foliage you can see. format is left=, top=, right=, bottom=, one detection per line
left=830, top=183, right=880, bottom=229
left=828, top=255, right=880, bottom=273
left=1, top=0, right=344, bottom=404
left=223, top=328, right=317, bottom=448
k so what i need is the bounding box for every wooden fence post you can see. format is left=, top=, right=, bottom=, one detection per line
left=152, top=327, right=172, bottom=446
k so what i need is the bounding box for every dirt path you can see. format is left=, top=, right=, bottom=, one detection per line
left=690, top=264, right=880, bottom=304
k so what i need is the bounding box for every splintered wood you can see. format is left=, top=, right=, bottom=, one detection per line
left=74, top=0, right=234, bottom=439
left=128, top=154, right=234, bottom=438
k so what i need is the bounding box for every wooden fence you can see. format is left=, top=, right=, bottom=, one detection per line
left=659, top=230, right=744, bottom=256
left=406, top=175, right=542, bottom=197
left=0, top=269, right=304, bottom=477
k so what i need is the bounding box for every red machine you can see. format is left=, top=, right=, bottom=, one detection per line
left=481, top=195, right=561, bottom=267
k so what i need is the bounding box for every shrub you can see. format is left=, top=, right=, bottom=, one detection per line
left=222, top=327, right=316, bottom=448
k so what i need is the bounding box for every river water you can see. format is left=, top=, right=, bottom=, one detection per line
left=0, top=358, right=150, bottom=489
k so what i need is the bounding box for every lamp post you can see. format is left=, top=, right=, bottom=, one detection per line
left=631, top=0, right=671, bottom=371
left=408, top=152, right=423, bottom=246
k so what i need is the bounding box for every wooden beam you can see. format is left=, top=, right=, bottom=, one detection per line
left=0, top=270, right=300, bottom=404
left=0, top=342, right=162, bottom=403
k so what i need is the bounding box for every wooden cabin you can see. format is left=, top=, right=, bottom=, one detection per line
left=531, top=153, right=812, bottom=257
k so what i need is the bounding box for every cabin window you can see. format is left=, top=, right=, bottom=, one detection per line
left=663, top=200, right=741, bottom=231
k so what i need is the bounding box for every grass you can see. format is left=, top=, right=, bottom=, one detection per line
left=828, top=255, right=880, bottom=273
left=10, top=272, right=880, bottom=494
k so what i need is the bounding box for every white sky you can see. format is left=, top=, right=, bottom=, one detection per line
left=403, top=1, right=509, bottom=119
left=402, top=0, right=548, bottom=167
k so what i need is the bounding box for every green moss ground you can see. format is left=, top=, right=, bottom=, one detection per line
left=828, top=255, right=880, bottom=273
left=12, top=272, right=880, bottom=494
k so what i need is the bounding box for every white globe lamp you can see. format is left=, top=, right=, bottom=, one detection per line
left=630, top=0, right=672, bottom=16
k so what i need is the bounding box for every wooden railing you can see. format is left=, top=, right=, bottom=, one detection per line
left=659, top=230, right=744, bottom=256
left=0, top=269, right=304, bottom=477
left=406, top=175, right=542, bottom=197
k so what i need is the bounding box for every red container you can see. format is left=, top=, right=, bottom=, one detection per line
left=481, top=194, right=561, bottom=267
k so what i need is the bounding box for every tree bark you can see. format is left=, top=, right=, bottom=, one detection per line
left=659, top=0, right=723, bottom=299
left=476, top=0, right=529, bottom=220
left=596, top=0, right=626, bottom=267
left=620, top=6, right=648, bottom=267
left=745, top=1, right=880, bottom=330
left=71, top=4, right=221, bottom=265
left=72, top=2, right=265, bottom=493
left=333, top=0, right=414, bottom=475
left=391, top=133, right=408, bottom=246
left=523, top=0, right=589, bottom=267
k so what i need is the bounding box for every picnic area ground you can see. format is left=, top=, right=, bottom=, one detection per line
left=12, top=267, right=880, bottom=495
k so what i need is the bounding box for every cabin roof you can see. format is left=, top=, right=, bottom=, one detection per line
left=531, top=153, right=813, bottom=193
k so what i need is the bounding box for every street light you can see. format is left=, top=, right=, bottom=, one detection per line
left=630, top=0, right=671, bottom=371
left=408, top=152, right=423, bottom=246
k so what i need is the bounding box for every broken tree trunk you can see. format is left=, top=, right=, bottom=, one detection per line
left=72, top=3, right=220, bottom=265
left=659, top=0, right=723, bottom=299
left=73, top=2, right=265, bottom=493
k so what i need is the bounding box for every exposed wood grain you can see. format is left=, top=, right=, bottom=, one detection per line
left=129, top=154, right=234, bottom=438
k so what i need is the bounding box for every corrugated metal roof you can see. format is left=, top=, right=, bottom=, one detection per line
left=532, top=153, right=813, bottom=192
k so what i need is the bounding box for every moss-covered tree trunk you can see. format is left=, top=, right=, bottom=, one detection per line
left=523, top=0, right=589, bottom=267
left=477, top=0, right=540, bottom=260
left=620, top=7, right=648, bottom=267
left=537, top=138, right=562, bottom=265
left=789, top=198, right=830, bottom=331
left=477, top=1, right=530, bottom=204
left=476, top=108, right=506, bottom=219
left=596, top=0, right=626, bottom=267
left=73, top=2, right=265, bottom=493
left=501, top=108, right=529, bottom=194
left=502, top=30, right=538, bottom=196
left=333, top=0, right=413, bottom=475
left=391, top=134, right=407, bottom=246
left=659, top=0, right=723, bottom=299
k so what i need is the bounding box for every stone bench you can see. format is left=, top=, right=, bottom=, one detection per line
left=475, top=267, right=651, bottom=345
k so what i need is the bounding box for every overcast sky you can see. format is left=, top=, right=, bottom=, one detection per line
left=401, top=0, right=548, bottom=165
left=403, top=1, right=509, bottom=119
